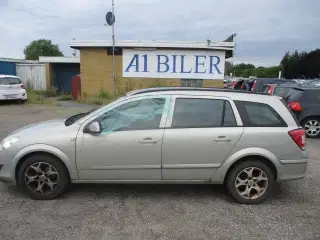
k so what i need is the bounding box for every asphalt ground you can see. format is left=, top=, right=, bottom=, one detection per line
left=0, top=104, right=319, bottom=240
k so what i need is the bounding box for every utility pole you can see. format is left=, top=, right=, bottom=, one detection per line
left=111, top=0, right=115, bottom=97
left=223, top=33, right=237, bottom=77
left=105, top=1, right=116, bottom=96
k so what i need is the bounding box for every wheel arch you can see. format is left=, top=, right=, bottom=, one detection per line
left=13, top=144, right=78, bottom=182
left=223, top=155, right=277, bottom=185
left=210, top=147, right=280, bottom=184
left=300, top=115, right=320, bottom=125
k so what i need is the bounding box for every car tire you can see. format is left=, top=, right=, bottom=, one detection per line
left=17, top=154, right=70, bottom=200
left=302, top=117, right=320, bottom=138
left=225, top=160, right=275, bottom=204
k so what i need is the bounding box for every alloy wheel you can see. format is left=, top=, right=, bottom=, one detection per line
left=24, top=162, right=59, bottom=195
left=235, top=167, right=268, bottom=200
left=304, top=120, right=320, bottom=137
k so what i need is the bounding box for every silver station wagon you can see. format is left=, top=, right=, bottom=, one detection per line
left=0, top=87, right=307, bottom=204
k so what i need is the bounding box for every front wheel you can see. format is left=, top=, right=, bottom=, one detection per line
left=225, top=160, right=275, bottom=204
left=17, top=154, right=70, bottom=200
left=302, top=118, right=320, bottom=138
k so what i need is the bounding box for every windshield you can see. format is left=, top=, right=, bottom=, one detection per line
left=65, top=108, right=97, bottom=126
left=65, top=96, right=128, bottom=126
left=0, top=77, right=21, bottom=85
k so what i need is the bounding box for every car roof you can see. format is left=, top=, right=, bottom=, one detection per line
left=126, top=87, right=276, bottom=103
left=0, top=74, right=19, bottom=78
left=127, top=87, right=267, bottom=96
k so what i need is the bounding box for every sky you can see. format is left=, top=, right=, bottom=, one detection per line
left=0, top=0, right=319, bottom=67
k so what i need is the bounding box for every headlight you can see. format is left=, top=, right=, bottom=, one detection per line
left=0, top=137, right=19, bottom=152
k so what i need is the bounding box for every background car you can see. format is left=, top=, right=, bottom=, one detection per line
left=262, top=82, right=300, bottom=95
left=273, top=85, right=320, bottom=138
left=0, top=75, right=27, bottom=102
left=251, top=78, right=293, bottom=93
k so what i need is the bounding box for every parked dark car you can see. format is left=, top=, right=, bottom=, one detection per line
left=262, top=83, right=300, bottom=95
left=273, top=85, right=320, bottom=138
left=251, top=78, right=293, bottom=93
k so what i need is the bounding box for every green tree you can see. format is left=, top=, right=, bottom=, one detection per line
left=24, top=39, right=64, bottom=60
left=224, top=61, right=233, bottom=76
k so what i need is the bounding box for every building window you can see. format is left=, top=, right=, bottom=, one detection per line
left=181, top=79, right=203, bottom=87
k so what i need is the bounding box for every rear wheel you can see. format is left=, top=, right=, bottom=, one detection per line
left=225, top=160, right=275, bottom=204
left=17, top=154, right=70, bottom=200
left=302, top=118, right=320, bottom=138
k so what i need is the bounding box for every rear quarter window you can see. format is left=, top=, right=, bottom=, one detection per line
left=234, top=101, right=287, bottom=127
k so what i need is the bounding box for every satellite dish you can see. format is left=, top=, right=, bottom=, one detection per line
left=106, top=12, right=115, bottom=25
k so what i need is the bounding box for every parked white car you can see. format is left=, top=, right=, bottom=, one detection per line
left=0, top=75, right=27, bottom=102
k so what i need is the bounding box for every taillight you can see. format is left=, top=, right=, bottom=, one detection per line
left=268, top=85, right=275, bottom=95
left=288, top=101, right=302, bottom=111
left=21, top=84, right=25, bottom=89
left=288, top=128, right=306, bottom=150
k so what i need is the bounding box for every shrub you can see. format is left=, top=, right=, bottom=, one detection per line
left=58, top=94, right=73, bottom=101
left=26, top=89, right=56, bottom=104
left=43, top=86, right=59, bottom=97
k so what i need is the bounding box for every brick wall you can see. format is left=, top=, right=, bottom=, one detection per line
left=80, top=48, right=223, bottom=95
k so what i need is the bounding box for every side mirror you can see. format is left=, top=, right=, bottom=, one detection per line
left=87, top=121, right=101, bottom=134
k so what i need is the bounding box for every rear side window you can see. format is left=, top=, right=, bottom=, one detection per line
left=171, top=98, right=237, bottom=128
left=0, top=77, right=21, bottom=85
left=235, top=101, right=287, bottom=127
left=274, top=87, right=304, bottom=101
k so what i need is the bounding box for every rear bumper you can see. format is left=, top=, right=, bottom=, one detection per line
left=0, top=92, right=27, bottom=100
left=277, top=159, right=308, bottom=181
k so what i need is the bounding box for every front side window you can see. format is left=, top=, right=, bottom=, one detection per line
left=98, top=97, right=166, bottom=132
left=235, top=101, right=287, bottom=127
left=171, top=98, right=237, bottom=128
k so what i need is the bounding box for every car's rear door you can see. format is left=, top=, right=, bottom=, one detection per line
left=161, top=95, right=243, bottom=180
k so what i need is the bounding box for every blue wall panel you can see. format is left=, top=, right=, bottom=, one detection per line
left=0, top=61, right=16, bottom=75
left=53, top=63, right=80, bottom=93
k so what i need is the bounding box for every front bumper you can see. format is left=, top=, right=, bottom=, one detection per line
left=0, top=164, right=14, bottom=183
left=0, top=151, right=15, bottom=183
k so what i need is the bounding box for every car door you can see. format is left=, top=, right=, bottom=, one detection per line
left=76, top=95, right=171, bottom=180
left=162, top=95, right=243, bottom=180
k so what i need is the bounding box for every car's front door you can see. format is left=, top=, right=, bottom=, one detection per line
left=162, top=95, right=243, bottom=180
left=76, top=95, right=171, bottom=180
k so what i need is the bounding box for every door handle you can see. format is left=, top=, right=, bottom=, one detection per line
left=139, top=137, right=158, bottom=144
left=214, top=136, right=232, bottom=142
